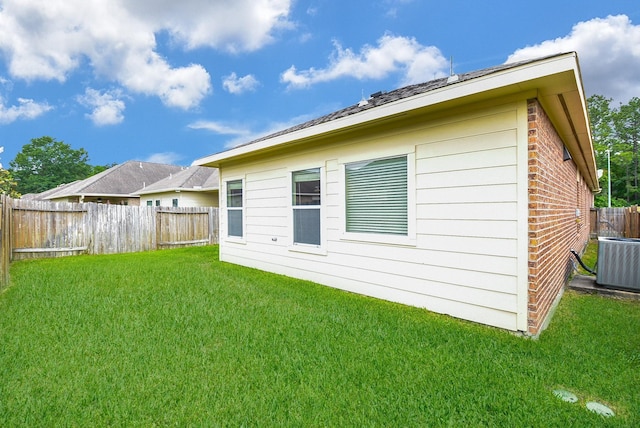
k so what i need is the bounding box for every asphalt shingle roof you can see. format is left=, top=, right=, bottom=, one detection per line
left=235, top=55, right=559, bottom=149
left=135, top=166, right=218, bottom=194
left=40, top=160, right=184, bottom=199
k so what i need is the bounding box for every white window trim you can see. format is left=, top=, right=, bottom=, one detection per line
left=224, top=177, right=246, bottom=244
left=339, top=152, right=416, bottom=246
left=288, top=165, right=327, bottom=255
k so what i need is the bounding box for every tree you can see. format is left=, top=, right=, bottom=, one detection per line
left=588, top=95, right=615, bottom=206
left=0, top=168, right=20, bottom=198
left=92, top=163, right=117, bottom=175
left=9, top=136, right=94, bottom=194
left=587, top=95, right=640, bottom=206
left=614, top=97, right=640, bottom=204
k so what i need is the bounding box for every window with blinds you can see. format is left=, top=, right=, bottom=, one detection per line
left=227, top=179, right=243, bottom=238
left=292, top=168, right=321, bottom=245
left=345, top=156, right=407, bottom=235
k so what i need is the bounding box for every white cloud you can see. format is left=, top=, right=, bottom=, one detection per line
left=224, top=111, right=329, bottom=148
left=127, top=0, right=293, bottom=52
left=188, top=120, right=251, bottom=136
left=77, top=88, right=126, bottom=126
left=145, top=152, right=183, bottom=165
left=0, top=0, right=293, bottom=108
left=280, top=34, right=448, bottom=89
left=0, top=95, right=52, bottom=124
left=507, top=15, right=640, bottom=104
left=222, top=73, right=260, bottom=94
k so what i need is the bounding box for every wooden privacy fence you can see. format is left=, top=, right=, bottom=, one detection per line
left=0, top=195, right=218, bottom=288
left=590, top=206, right=640, bottom=238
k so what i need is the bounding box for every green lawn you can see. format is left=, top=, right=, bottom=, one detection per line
left=576, top=238, right=598, bottom=275
left=1, top=246, right=638, bottom=426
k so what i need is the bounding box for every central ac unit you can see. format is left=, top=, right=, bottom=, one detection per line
left=596, top=237, right=640, bottom=291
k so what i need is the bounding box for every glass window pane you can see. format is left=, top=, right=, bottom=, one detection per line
left=227, top=180, right=243, bottom=207
left=227, top=180, right=243, bottom=238
left=294, top=208, right=321, bottom=245
left=292, top=168, right=320, bottom=206
left=228, top=209, right=243, bottom=237
left=345, top=156, right=407, bottom=235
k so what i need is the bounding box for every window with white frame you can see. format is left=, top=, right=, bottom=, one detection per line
left=292, top=168, right=321, bottom=245
left=226, top=179, right=243, bottom=238
left=345, top=155, right=408, bottom=235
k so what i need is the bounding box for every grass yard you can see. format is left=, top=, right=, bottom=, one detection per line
left=0, top=246, right=638, bottom=426
left=576, top=238, right=599, bottom=276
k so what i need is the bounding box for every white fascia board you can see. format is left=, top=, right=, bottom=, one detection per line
left=193, top=53, right=580, bottom=167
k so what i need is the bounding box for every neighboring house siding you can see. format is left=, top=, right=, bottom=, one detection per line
left=219, top=100, right=529, bottom=331
left=527, top=99, right=592, bottom=335
left=141, top=191, right=218, bottom=207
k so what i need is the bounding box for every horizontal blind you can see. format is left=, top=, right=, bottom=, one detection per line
left=346, top=156, right=407, bottom=235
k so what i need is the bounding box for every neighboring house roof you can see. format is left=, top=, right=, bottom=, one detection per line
left=38, top=160, right=184, bottom=200
left=134, top=166, right=219, bottom=195
left=194, top=52, right=599, bottom=192
left=20, top=180, right=79, bottom=201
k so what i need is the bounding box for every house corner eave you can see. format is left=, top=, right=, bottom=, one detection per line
left=535, top=54, right=600, bottom=193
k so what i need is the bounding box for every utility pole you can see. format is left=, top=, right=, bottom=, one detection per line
left=606, top=149, right=611, bottom=208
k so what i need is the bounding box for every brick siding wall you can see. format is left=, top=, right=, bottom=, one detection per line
left=527, top=99, right=592, bottom=335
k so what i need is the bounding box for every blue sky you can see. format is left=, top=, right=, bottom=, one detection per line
left=1, top=0, right=639, bottom=169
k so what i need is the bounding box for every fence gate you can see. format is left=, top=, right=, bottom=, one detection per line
left=12, top=199, right=89, bottom=260
left=156, top=207, right=218, bottom=248
left=591, top=206, right=640, bottom=238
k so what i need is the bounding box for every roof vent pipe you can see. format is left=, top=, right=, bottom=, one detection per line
left=447, top=56, right=459, bottom=83
left=358, top=89, right=369, bottom=107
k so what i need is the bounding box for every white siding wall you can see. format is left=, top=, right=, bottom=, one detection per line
left=218, top=101, right=528, bottom=331
left=141, top=191, right=218, bottom=207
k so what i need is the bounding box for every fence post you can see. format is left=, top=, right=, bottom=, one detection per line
left=590, top=208, right=597, bottom=238
left=0, top=195, right=12, bottom=289
left=625, top=205, right=640, bottom=238
left=209, top=207, right=218, bottom=244
left=155, top=207, right=161, bottom=250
